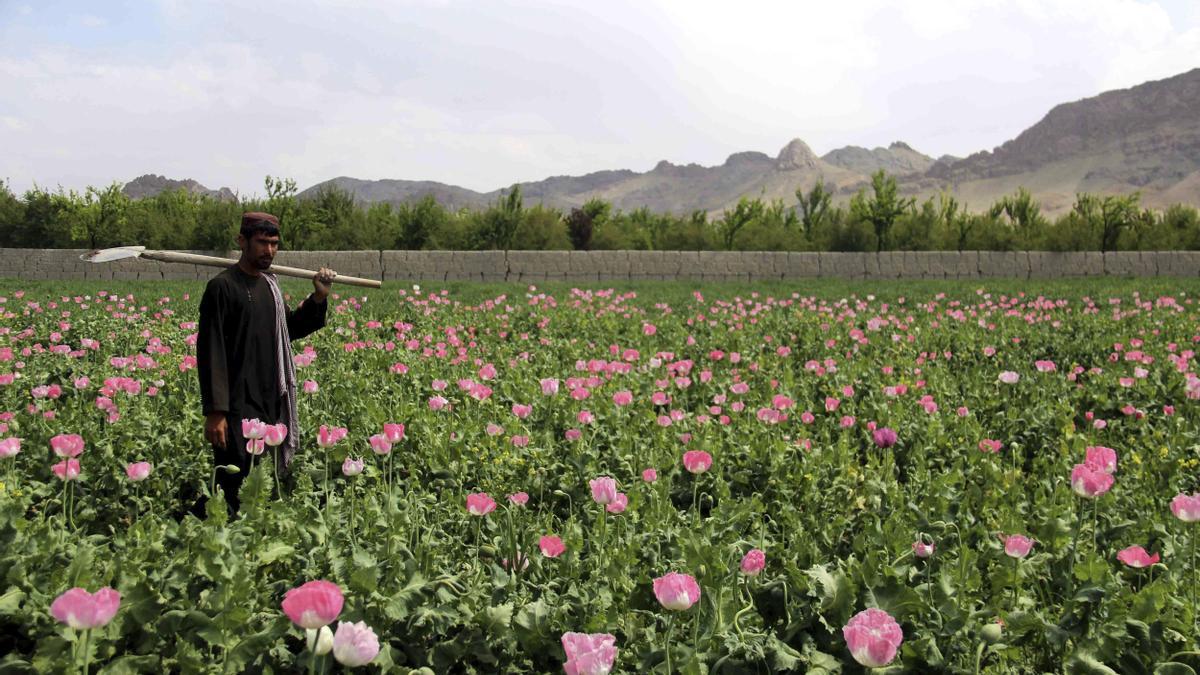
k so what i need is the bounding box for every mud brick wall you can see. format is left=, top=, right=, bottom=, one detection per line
left=0, top=249, right=1196, bottom=283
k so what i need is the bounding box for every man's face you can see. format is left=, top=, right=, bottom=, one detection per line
left=239, top=232, right=281, bottom=270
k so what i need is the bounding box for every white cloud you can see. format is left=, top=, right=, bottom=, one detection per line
left=0, top=0, right=1196, bottom=196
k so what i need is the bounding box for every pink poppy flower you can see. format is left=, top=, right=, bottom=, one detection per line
left=653, top=572, right=701, bottom=611
left=606, top=493, right=628, bottom=514
left=998, top=371, right=1020, bottom=384
left=589, top=477, right=618, bottom=505
left=682, top=450, right=712, bottom=474
left=507, top=492, right=529, bottom=506
left=1171, top=493, right=1200, bottom=522
left=50, top=587, right=121, bottom=630
left=979, top=439, right=1001, bottom=453
left=0, top=436, right=20, bottom=458
left=369, top=434, right=392, bottom=455
left=50, top=433, right=85, bottom=458
left=241, top=418, right=267, bottom=440
left=428, top=395, right=448, bottom=410
left=642, top=468, right=658, bottom=482
left=52, top=459, right=81, bottom=481
left=740, top=549, right=766, bottom=576
left=512, top=404, right=532, bottom=419
left=1116, top=545, right=1160, bottom=568
left=317, top=425, right=348, bottom=448
left=1071, top=462, right=1114, bottom=498
left=281, top=580, right=344, bottom=630
left=612, top=391, right=633, bottom=406
left=125, top=461, right=151, bottom=482
left=383, top=423, right=405, bottom=443
left=912, top=540, right=934, bottom=558
left=341, top=457, right=364, bottom=477
left=561, top=632, right=617, bottom=675
left=263, top=423, right=288, bottom=447
left=303, top=380, right=319, bottom=394
left=564, top=428, right=582, bottom=441
left=540, top=378, right=560, bottom=395
left=332, top=620, right=379, bottom=667
left=1085, top=446, right=1118, bottom=474
left=466, top=492, right=497, bottom=516
left=539, top=535, right=566, bottom=558
left=1002, top=534, right=1035, bottom=558
left=843, top=608, right=903, bottom=668
left=872, top=427, right=898, bottom=448
left=245, top=438, right=266, bottom=456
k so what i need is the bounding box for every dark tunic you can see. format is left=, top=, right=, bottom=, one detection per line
left=196, top=265, right=327, bottom=511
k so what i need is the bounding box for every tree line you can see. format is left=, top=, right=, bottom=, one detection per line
left=2, top=171, right=1198, bottom=252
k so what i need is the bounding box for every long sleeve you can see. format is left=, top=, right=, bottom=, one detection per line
left=286, top=293, right=328, bottom=342
left=197, top=280, right=231, bottom=415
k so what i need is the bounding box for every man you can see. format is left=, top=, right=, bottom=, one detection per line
left=197, top=211, right=336, bottom=514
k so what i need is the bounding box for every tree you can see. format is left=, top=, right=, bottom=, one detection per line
left=1072, top=192, right=1143, bottom=251
left=796, top=178, right=832, bottom=238
left=849, top=170, right=914, bottom=252
left=566, top=198, right=609, bottom=251
left=988, top=187, right=1046, bottom=248
left=474, top=185, right=524, bottom=250
left=717, top=197, right=765, bottom=250
left=69, top=183, right=130, bottom=249
left=397, top=195, right=447, bottom=250
left=0, top=181, right=25, bottom=246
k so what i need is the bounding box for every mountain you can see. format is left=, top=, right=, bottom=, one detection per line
left=821, top=141, right=935, bottom=175
left=916, top=67, right=1200, bottom=212
left=126, top=68, right=1200, bottom=215
left=122, top=174, right=237, bottom=201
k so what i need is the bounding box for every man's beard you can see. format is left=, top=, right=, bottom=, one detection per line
left=255, top=256, right=273, bottom=270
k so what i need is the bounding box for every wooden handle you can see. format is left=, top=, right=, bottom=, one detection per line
left=139, top=250, right=382, bottom=289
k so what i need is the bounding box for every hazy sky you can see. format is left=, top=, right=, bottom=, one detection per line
left=2, top=0, right=1198, bottom=197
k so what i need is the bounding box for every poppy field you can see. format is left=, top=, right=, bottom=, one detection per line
left=1, top=277, right=1200, bottom=674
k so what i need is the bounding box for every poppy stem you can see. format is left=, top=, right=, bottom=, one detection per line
left=1192, top=526, right=1197, bottom=635
left=81, top=628, right=91, bottom=675
left=1068, top=501, right=1085, bottom=595
left=664, top=613, right=675, bottom=674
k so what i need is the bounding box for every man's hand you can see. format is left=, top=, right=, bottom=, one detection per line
left=312, top=267, right=336, bottom=302
left=205, top=412, right=228, bottom=449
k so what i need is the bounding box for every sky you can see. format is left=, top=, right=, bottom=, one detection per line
left=1, top=0, right=1198, bottom=198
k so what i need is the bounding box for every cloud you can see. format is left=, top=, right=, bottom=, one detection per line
left=0, top=0, right=1196, bottom=196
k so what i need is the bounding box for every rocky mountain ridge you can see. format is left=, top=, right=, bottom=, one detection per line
left=126, top=68, right=1200, bottom=215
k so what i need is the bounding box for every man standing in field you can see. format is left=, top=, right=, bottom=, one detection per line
left=197, top=212, right=336, bottom=514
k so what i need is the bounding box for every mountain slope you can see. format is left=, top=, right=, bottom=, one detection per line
left=125, top=68, right=1200, bottom=216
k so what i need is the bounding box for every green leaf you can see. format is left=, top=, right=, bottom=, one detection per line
left=805, top=564, right=854, bottom=625
left=799, top=638, right=842, bottom=675
left=513, top=598, right=553, bottom=652
left=257, top=543, right=295, bottom=566
left=97, top=655, right=161, bottom=674
left=0, top=587, right=25, bottom=615
left=477, top=602, right=513, bottom=637
left=349, top=549, right=379, bottom=594
left=1066, top=650, right=1120, bottom=675
left=1154, top=665, right=1197, bottom=675
left=226, top=628, right=283, bottom=673
left=766, top=635, right=802, bottom=671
